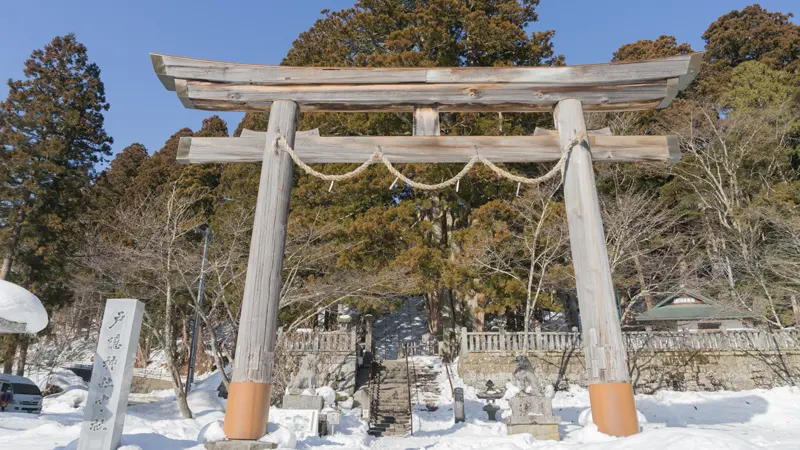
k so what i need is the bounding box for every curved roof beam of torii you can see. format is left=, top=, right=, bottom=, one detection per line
left=151, top=53, right=702, bottom=113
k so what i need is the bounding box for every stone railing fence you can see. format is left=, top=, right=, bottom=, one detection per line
left=460, top=328, right=800, bottom=354
left=280, top=330, right=358, bottom=354
left=399, top=340, right=438, bottom=358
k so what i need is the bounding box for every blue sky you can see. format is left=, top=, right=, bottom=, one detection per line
left=1, top=0, right=797, bottom=162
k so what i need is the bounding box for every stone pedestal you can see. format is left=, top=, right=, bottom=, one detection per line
left=506, top=422, right=560, bottom=441
left=282, top=395, right=324, bottom=411
left=505, top=393, right=561, bottom=441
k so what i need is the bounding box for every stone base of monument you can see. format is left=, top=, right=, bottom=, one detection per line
left=506, top=419, right=561, bottom=441
left=204, top=441, right=277, bottom=450
left=505, top=392, right=561, bottom=441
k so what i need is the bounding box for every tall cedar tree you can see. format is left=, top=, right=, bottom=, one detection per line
left=227, top=0, right=565, bottom=333
left=0, top=34, right=111, bottom=372
left=700, top=4, right=800, bottom=99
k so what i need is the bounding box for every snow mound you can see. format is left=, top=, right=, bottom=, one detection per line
left=197, top=420, right=227, bottom=444
left=43, top=368, right=88, bottom=390
left=315, top=386, right=336, bottom=408
left=260, top=422, right=296, bottom=449
left=583, top=427, right=759, bottom=449
left=43, top=386, right=88, bottom=413
left=0, top=280, right=48, bottom=333
left=569, top=423, right=618, bottom=444
left=578, top=407, right=647, bottom=427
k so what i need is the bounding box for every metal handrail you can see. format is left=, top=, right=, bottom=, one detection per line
left=368, top=360, right=379, bottom=426
left=404, top=343, right=413, bottom=436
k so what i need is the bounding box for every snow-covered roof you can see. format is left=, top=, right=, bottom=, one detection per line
left=0, top=280, right=48, bottom=333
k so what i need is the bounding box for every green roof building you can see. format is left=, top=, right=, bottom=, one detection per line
left=635, top=291, right=758, bottom=331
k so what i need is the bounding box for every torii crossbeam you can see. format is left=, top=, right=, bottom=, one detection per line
left=151, top=53, right=701, bottom=442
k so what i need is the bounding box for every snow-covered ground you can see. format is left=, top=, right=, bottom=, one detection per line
left=2, top=357, right=800, bottom=449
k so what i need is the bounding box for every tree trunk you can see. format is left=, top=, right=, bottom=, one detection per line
left=525, top=251, right=536, bottom=335
left=0, top=204, right=26, bottom=281
left=205, top=322, right=231, bottom=389
left=164, top=276, right=192, bottom=418
left=633, top=253, right=654, bottom=309
left=792, top=295, right=800, bottom=327
left=181, top=318, right=190, bottom=363
left=2, top=336, right=17, bottom=374
left=427, top=290, right=441, bottom=335
left=15, top=338, right=28, bottom=377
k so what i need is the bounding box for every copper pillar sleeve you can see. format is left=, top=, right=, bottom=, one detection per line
left=223, top=382, right=272, bottom=440
left=588, top=382, right=639, bottom=437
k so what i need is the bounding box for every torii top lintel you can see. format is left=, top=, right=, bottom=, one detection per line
left=150, top=53, right=702, bottom=113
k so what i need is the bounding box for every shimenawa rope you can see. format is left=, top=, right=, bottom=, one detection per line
left=271, top=130, right=586, bottom=191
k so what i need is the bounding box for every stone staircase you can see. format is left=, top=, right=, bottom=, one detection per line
left=408, top=358, right=441, bottom=408
left=368, top=360, right=412, bottom=437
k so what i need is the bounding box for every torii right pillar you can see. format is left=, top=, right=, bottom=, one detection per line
left=556, top=98, right=639, bottom=437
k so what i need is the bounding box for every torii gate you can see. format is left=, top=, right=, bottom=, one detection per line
left=151, top=52, right=700, bottom=441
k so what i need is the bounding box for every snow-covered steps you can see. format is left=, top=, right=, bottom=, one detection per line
left=408, top=357, right=442, bottom=408
left=369, top=361, right=413, bottom=437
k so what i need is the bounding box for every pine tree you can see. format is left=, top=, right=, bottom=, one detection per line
left=0, top=34, right=111, bottom=373
left=0, top=33, right=111, bottom=288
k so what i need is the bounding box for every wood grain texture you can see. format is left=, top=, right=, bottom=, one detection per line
left=413, top=107, right=440, bottom=136
left=231, top=100, right=298, bottom=384
left=175, top=79, right=669, bottom=112
left=176, top=133, right=680, bottom=164
left=184, top=97, right=663, bottom=113
left=557, top=99, right=630, bottom=385
left=151, top=53, right=702, bottom=89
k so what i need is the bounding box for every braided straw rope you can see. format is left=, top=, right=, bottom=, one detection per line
left=271, top=130, right=586, bottom=191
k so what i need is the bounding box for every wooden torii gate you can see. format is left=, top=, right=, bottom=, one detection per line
left=152, top=53, right=700, bottom=441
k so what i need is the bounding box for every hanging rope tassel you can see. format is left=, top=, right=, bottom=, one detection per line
left=328, top=180, right=335, bottom=192
left=390, top=176, right=400, bottom=190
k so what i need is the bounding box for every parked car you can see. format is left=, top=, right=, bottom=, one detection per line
left=0, top=374, right=43, bottom=414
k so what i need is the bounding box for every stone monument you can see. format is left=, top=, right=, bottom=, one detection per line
left=505, top=356, right=560, bottom=441
left=453, top=387, right=465, bottom=423
left=286, top=354, right=319, bottom=393
left=78, top=299, right=145, bottom=450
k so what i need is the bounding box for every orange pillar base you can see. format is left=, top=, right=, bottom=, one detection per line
left=223, top=381, right=272, bottom=440
left=588, top=382, right=639, bottom=437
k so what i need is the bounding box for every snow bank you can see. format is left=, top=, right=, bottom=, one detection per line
left=260, top=422, right=297, bottom=449
left=315, top=386, right=336, bottom=408
left=0, top=279, right=48, bottom=333
left=575, top=427, right=759, bottom=449
left=4, top=362, right=800, bottom=450
left=197, top=420, right=226, bottom=444
left=43, top=386, right=88, bottom=413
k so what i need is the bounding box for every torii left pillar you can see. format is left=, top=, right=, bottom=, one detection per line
left=224, top=100, right=299, bottom=440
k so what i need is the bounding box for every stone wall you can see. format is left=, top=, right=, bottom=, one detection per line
left=458, top=349, right=800, bottom=393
